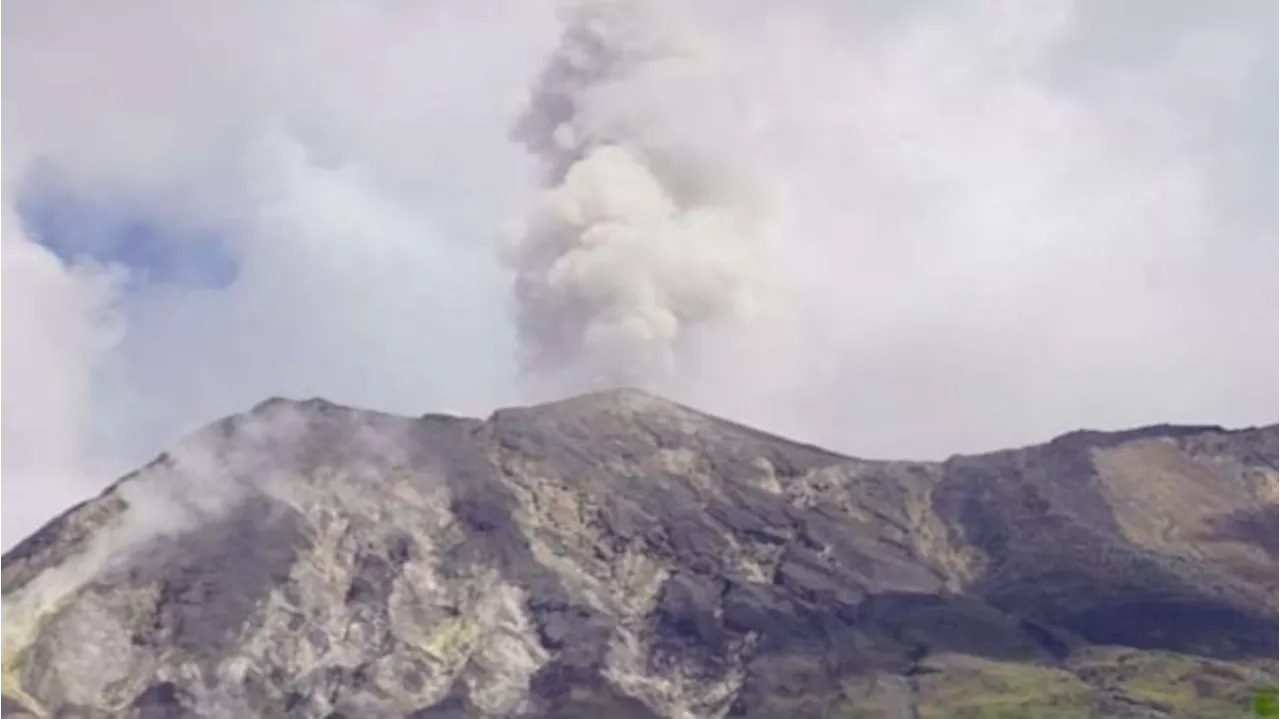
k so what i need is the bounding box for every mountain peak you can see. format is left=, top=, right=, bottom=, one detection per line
left=1047, top=423, right=1228, bottom=449
left=2, top=396, right=1276, bottom=718
left=494, top=387, right=693, bottom=421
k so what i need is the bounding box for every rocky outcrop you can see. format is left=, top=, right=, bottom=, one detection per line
left=2, top=389, right=1276, bottom=718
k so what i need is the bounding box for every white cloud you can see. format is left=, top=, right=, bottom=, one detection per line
left=2, top=0, right=1275, bottom=548
left=1, top=0, right=555, bottom=546
left=678, top=0, right=1276, bottom=455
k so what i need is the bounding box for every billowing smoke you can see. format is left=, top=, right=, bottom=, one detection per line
left=505, top=0, right=769, bottom=391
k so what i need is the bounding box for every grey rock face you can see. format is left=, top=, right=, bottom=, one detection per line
left=2, top=389, right=1276, bottom=718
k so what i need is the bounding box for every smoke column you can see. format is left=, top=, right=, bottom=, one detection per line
left=505, top=0, right=769, bottom=392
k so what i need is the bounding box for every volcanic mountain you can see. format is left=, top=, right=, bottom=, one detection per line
left=2, top=389, right=1276, bottom=718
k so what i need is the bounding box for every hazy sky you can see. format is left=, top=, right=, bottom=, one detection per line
left=3, top=0, right=1276, bottom=548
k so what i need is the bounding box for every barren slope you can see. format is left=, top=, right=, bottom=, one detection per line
left=2, top=390, right=1276, bottom=718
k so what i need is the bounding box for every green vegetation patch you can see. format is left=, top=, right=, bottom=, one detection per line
left=1069, top=647, right=1275, bottom=719
left=1252, top=684, right=1278, bottom=717
left=915, top=653, right=1093, bottom=719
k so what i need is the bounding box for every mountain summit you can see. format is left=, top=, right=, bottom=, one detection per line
left=3, top=390, right=1276, bottom=718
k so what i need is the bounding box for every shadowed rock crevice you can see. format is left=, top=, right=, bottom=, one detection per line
left=130, top=680, right=189, bottom=719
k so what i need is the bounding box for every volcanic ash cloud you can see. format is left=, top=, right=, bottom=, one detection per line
left=505, top=0, right=769, bottom=391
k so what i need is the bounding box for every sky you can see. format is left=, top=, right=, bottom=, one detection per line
left=2, top=0, right=1276, bottom=549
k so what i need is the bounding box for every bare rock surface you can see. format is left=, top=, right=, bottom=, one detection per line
left=2, top=389, right=1276, bottom=718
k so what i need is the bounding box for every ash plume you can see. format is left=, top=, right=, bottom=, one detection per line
left=505, top=0, right=769, bottom=392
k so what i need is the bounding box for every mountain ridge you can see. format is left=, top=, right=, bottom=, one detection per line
left=3, top=389, right=1277, bottom=718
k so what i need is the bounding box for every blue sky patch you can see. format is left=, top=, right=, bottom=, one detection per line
left=16, top=169, right=240, bottom=292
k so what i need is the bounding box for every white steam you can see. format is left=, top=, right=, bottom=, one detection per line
left=1, top=204, right=126, bottom=535
left=505, top=0, right=769, bottom=390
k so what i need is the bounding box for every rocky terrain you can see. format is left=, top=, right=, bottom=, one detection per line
left=2, top=389, right=1276, bottom=718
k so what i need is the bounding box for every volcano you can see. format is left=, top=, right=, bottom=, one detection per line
left=2, top=389, right=1276, bottom=718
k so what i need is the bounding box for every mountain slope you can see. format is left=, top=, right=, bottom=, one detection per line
left=2, top=389, right=1276, bottom=718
